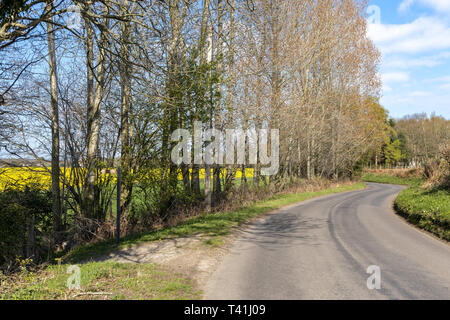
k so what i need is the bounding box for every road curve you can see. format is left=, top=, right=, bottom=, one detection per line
left=204, top=183, right=450, bottom=300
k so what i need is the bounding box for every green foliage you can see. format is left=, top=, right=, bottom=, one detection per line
left=131, top=45, right=224, bottom=226
left=367, top=116, right=414, bottom=168
left=397, top=132, right=409, bottom=160
left=395, top=186, right=450, bottom=241
left=360, top=101, right=391, bottom=167
left=0, top=188, right=52, bottom=270
left=388, top=118, right=396, bottom=128
left=383, top=139, right=405, bottom=166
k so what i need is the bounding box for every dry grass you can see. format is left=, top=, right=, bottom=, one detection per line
left=423, top=144, right=450, bottom=190
left=0, top=262, right=200, bottom=300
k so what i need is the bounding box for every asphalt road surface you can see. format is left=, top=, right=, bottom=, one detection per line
left=204, top=183, right=450, bottom=300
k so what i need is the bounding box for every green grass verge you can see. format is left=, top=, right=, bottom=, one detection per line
left=64, top=182, right=366, bottom=263
left=362, top=172, right=423, bottom=186
left=0, top=262, right=200, bottom=300
left=395, top=187, right=450, bottom=241
left=363, top=172, right=450, bottom=241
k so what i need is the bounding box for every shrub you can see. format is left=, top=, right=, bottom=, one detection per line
left=0, top=187, right=52, bottom=272
left=423, top=144, right=450, bottom=190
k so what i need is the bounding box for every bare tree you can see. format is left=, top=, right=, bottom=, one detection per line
left=45, top=0, right=61, bottom=241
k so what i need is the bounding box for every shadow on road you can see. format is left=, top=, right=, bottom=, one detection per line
left=237, top=209, right=325, bottom=250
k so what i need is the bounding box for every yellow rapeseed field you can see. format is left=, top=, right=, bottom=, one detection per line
left=0, top=167, right=255, bottom=191
left=0, top=167, right=52, bottom=190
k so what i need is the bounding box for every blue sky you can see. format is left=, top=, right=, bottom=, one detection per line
left=367, top=0, right=450, bottom=119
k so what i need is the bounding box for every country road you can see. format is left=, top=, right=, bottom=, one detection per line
left=204, top=183, right=450, bottom=300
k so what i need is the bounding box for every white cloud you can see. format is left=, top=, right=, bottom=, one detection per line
left=423, top=75, right=450, bottom=91
left=420, top=0, right=450, bottom=13
left=398, top=0, right=450, bottom=14
left=384, top=56, right=441, bottom=69
left=410, top=91, right=432, bottom=97
left=399, top=0, right=415, bottom=12
left=424, top=75, right=450, bottom=83
left=438, top=83, right=450, bottom=90
left=368, top=17, right=450, bottom=54
left=381, top=92, right=450, bottom=118
left=383, top=84, right=393, bottom=93
left=381, top=72, right=410, bottom=83
left=372, top=3, right=450, bottom=119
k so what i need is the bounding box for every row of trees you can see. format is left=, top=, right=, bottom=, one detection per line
left=395, top=114, right=449, bottom=166
left=369, top=114, right=449, bottom=168
left=0, top=0, right=388, bottom=259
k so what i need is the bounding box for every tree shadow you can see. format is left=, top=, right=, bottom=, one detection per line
left=236, top=210, right=325, bottom=250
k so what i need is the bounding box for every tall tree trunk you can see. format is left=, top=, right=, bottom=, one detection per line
left=84, top=6, right=105, bottom=221
left=84, top=14, right=96, bottom=219
left=199, top=0, right=212, bottom=209
left=224, top=0, right=236, bottom=193
left=120, top=0, right=133, bottom=218
left=46, top=0, right=61, bottom=242
left=213, top=0, right=225, bottom=201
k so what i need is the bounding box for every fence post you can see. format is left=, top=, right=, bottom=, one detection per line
left=116, top=166, right=121, bottom=246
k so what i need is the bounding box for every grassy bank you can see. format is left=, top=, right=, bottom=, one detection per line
left=1, top=181, right=364, bottom=300
left=363, top=170, right=449, bottom=241
left=395, top=187, right=450, bottom=241
left=0, top=261, right=200, bottom=300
